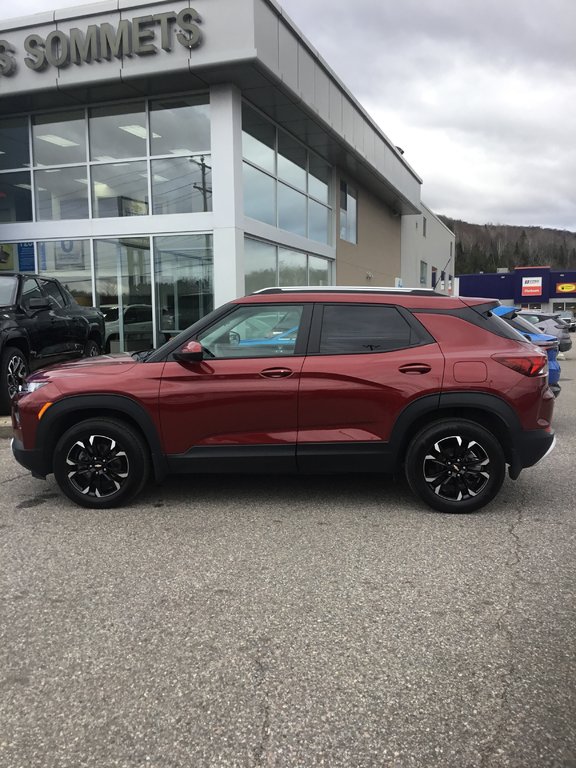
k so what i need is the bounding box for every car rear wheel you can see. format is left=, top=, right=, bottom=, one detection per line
left=405, top=419, right=506, bottom=513
left=53, top=418, right=149, bottom=509
left=0, top=347, right=29, bottom=414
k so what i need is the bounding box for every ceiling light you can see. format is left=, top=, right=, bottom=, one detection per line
left=15, top=183, right=32, bottom=190
left=36, top=134, right=80, bottom=147
left=95, top=155, right=116, bottom=162
left=73, top=178, right=89, bottom=185
left=170, top=148, right=193, bottom=155
left=119, top=124, right=161, bottom=140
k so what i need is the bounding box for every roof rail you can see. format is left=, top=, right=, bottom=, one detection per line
left=253, top=286, right=440, bottom=296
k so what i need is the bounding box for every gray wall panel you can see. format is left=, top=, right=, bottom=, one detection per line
left=278, top=23, right=298, bottom=91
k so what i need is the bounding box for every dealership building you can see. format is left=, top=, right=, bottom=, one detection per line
left=457, top=266, right=576, bottom=314
left=0, top=0, right=454, bottom=350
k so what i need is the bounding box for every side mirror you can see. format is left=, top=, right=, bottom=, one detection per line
left=27, top=297, right=51, bottom=311
left=173, top=340, right=204, bottom=363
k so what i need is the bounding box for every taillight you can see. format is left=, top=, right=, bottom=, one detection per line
left=492, top=353, right=548, bottom=376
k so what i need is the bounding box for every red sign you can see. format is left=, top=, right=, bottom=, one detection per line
left=521, top=277, right=542, bottom=296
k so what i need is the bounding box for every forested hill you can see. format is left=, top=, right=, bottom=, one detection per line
left=439, top=217, right=576, bottom=275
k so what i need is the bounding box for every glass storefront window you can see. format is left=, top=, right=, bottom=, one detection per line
left=308, top=254, right=331, bottom=285
left=244, top=237, right=334, bottom=293
left=243, top=164, right=276, bottom=225
left=35, top=168, right=89, bottom=220
left=0, top=117, right=30, bottom=171
left=150, top=96, right=210, bottom=156
left=242, top=105, right=275, bottom=174
left=309, top=157, right=330, bottom=204
left=92, top=161, right=148, bottom=218
left=242, top=103, right=333, bottom=244
left=89, top=102, right=147, bottom=161
left=279, top=248, right=307, bottom=286
left=95, top=238, right=153, bottom=352
left=38, top=240, right=92, bottom=304
left=244, top=239, right=277, bottom=294
left=278, top=183, right=306, bottom=237
left=278, top=132, right=306, bottom=192
left=152, top=156, right=212, bottom=214
left=0, top=242, right=35, bottom=273
left=308, top=199, right=330, bottom=244
left=0, top=172, right=33, bottom=222
left=33, top=111, right=86, bottom=167
left=154, top=234, right=213, bottom=333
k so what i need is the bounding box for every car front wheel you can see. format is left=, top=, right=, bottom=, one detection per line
left=83, top=339, right=101, bottom=357
left=405, top=419, right=506, bottom=513
left=0, top=346, right=29, bottom=414
left=53, top=418, right=149, bottom=508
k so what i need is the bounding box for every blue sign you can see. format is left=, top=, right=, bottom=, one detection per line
left=17, top=242, right=35, bottom=272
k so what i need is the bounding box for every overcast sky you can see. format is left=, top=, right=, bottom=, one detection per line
left=4, top=0, right=576, bottom=231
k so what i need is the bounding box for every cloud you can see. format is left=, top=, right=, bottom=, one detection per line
left=280, top=0, right=576, bottom=229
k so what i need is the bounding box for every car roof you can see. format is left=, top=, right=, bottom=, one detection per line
left=236, top=287, right=493, bottom=310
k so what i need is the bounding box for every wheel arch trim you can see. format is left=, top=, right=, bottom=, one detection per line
left=36, top=394, right=168, bottom=482
left=389, top=392, right=521, bottom=465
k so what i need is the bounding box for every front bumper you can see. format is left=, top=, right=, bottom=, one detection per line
left=11, top=436, right=50, bottom=478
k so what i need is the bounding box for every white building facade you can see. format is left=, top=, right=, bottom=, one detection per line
left=0, top=0, right=453, bottom=351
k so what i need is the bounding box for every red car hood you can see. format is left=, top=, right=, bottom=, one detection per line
left=28, top=353, right=140, bottom=383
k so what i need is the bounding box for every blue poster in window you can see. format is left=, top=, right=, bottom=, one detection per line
left=18, top=242, right=35, bottom=272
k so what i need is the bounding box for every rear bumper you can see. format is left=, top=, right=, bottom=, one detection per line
left=508, top=429, right=555, bottom=479
left=11, top=437, right=49, bottom=478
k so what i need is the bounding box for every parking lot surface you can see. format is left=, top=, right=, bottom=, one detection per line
left=1, top=358, right=575, bottom=768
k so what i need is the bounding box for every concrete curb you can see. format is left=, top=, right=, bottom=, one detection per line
left=0, top=417, right=13, bottom=439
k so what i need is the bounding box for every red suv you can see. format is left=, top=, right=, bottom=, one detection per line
left=11, top=288, right=555, bottom=513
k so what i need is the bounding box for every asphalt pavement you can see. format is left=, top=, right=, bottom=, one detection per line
left=1, top=357, right=575, bottom=767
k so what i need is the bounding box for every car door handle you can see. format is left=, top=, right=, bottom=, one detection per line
left=260, top=367, right=294, bottom=378
left=398, top=363, right=432, bottom=375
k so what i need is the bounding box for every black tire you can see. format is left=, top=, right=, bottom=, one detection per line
left=0, top=346, right=28, bottom=414
left=53, top=418, right=149, bottom=509
left=404, top=419, right=506, bottom=514
left=83, top=339, right=101, bottom=357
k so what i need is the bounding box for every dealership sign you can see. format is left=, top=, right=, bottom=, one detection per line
left=556, top=282, right=576, bottom=294
left=521, top=276, right=543, bottom=297
left=0, top=8, right=202, bottom=77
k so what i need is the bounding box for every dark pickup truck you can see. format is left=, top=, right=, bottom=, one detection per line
left=0, top=272, right=104, bottom=412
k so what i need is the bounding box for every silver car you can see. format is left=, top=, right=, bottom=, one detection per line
left=517, top=311, right=572, bottom=352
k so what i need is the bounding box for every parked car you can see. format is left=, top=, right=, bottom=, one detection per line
left=517, top=311, right=572, bottom=352
left=492, top=305, right=561, bottom=397
left=0, top=272, right=104, bottom=413
left=557, top=310, right=576, bottom=332
left=11, top=287, right=555, bottom=514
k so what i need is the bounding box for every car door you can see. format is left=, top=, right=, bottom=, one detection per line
left=38, top=278, right=85, bottom=357
left=19, top=276, right=69, bottom=363
left=297, top=302, right=445, bottom=472
left=158, top=302, right=311, bottom=472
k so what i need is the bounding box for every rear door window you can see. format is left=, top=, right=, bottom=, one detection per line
left=316, top=304, right=415, bottom=354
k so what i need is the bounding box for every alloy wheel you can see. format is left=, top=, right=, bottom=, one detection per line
left=422, top=434, right=491, bottom=502
left=7, top=354, right=28, bottom=399
left=66, top=433, right=130, bottom=499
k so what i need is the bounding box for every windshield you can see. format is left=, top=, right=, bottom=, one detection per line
left=0, top=276, right=18, bottom=306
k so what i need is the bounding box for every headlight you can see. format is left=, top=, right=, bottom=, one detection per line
left=20, top=381, right=49, bottom=394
